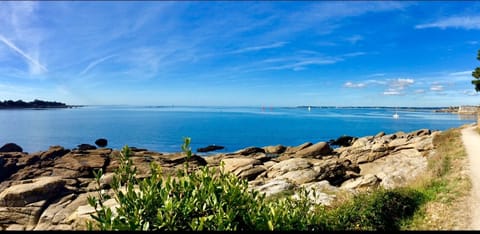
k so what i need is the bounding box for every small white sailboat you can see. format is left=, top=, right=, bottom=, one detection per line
left=393, top=111, right=399, bottom=119
left=308, top=106, right=311, bottom=112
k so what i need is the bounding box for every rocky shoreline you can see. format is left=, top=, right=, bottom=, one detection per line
left=0, top=128, right=438, bottom=230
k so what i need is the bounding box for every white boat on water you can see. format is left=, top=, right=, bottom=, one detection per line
left=308, top=106, right=311, bottom=111
left=393, top=112, right=399, bottom=119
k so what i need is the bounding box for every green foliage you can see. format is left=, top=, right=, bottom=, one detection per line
left=87, top=138, right=319, bottom=230
left=87, top=138, right=424, bottom=231
left=320, top=188, right=425, bottom=231
left=472, top=49, right=480, bottom=92
left=418, top=180, right=451, bottom=202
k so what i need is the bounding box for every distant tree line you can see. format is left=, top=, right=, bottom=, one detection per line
left=0, top=99, right=68, bottom=109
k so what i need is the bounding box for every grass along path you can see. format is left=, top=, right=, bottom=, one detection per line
left=402, top=125, right=471, bottom=230
left=461, top=125, right=480, bottom=230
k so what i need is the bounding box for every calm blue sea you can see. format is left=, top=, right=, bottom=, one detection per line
left=0, top=106, right=476, bottom=154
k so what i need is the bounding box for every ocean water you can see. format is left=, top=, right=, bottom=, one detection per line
left=0, top=106, right=476, bottom=154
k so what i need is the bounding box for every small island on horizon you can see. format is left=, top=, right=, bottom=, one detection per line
left=0, top=99, right=82, bottom=109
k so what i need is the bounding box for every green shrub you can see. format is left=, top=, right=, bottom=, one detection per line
left=87, top=138, right=324, bottom=231
left=87, top=137, right=424, bottom=231
left=321, top=188, right=425, bottom=231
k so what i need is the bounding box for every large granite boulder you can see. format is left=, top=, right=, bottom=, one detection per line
left=0, top=202, right=46, bottom=230
left=233, top=147, right=265, bottom=156
left=283, top=142, right=312, bottom=155
left=263, top=145, right=286, bottom=154
left=340, top=174, right=382, bottom=191
left=39, top=146, right=70, bottom=161
left=357, top=148, right=427, bottom=189
left=34, top=192, right=97, bottom=230
left=76, top=144, right=96, bottom=151
left=266, top=158, right=313, bottom=179
left=329, top=135, right=357, bottom=147
left=277, top=169, right=320, bottom=185
left=294, top=142, right=333, bottom=159
left=294, top=180, right=340, bottom=205
left=94, top=138, right=108, bottom=148
left=52, top=153, right=108, bottom=178
left=197, top=145, right=224, bottom=153
left=0, top=153, right=23, bottom=181
left=0, top=176, right=66, bottom=207
left=0, top=143, right=22, bottom=153
left=221, top=157, right=265, bottom=180
left=34, top=194, right=77, bottom=230
left=253, top=179, right=295, bottom=197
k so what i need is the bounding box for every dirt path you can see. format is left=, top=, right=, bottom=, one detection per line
left=461, top=125, right=480, bottom=230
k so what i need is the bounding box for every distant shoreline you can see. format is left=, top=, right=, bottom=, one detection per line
left=67, top=105, right=473, bottom=110
left=0, top=102, right=476, bottom=112
left=296, top=105, right=478, bottom=111
left=0, top=106, right=84, bottom=110
left=433, top=105, right=479, bottom=114
left=0, top=99, right=83, bottom=110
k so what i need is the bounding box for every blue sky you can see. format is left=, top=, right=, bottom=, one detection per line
left=0, top=1, right=479, bottom=107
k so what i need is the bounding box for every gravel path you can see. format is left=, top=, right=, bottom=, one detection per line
left=461, top=125, right=480, bottom=230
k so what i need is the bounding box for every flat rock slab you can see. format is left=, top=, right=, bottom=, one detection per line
left=0, top=176, right=66, bottom=207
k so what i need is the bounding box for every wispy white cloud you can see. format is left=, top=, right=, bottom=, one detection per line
left=415, top=89, right=425, bottom=94
left=308, top=2, right=411, bottom=21
left=390, top=78, right=414, bottom=88
left=382, top=78, right=414, bottom=96
left=79, top=54, right=117, bottom=76
left=0, top=34, right=47, bottom=73
left=271, top=51, right=365, bottom=71
left=430, top=84, right=444, bottom=91
left=230, top=41, right=287, bottom=54
left=316, top=41, right=337, bottom=47
left=343, top=52, right=367, bottom=57
left=383, top=89, right=402, bottom=96
left=292, top=58, right=340, bottom=67
left=130, top=3, right=176, bottom=32
left=0, top=2, right=49, bottom=77
left=262, top=58, right=340, bottom=71
left=415, top=16, right=480, bottom=30
left=464, top=90, right=479, bottom=96
left=446, top=70, right=475, bottom=82
left=341, top=73, right=470, bottom=102
left=1, top=2, right=38, bottom=34
left=365, top=79, right=387, bottom=85
left=344, top=81, right=366, bottom=88
left=449, top=70, right=473, bottom=76
left=234, top=50, right=366, bottom=73
left=345, top=35, right=363, bottom=45
left=344, top=79, right=386, bottom=89
left=367, top=73, right=386, bottom=78
left=109, top=45, right=200, bottom=81
left=115, top=47, right=162, bottom=80
left=253, top=2, right=412, bottom=46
